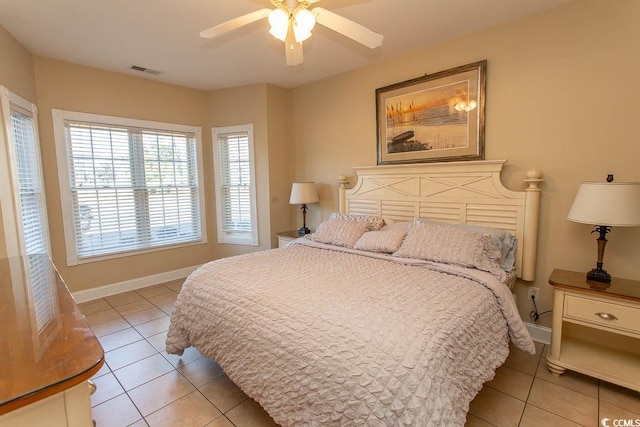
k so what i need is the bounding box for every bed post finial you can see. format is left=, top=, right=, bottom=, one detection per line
left=338, top=175, right=349, bottom=214
left=522, top=168, right=544, bottom=281
left=524, top=168, right=543, bottom=191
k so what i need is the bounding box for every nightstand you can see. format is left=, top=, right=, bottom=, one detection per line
left=547, top=268, right=640, bottom=391
left=276, top=230, right=302, bottom=248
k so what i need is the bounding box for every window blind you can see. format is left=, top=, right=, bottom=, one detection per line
left=64, top=120, right=203, bottom=259
left=4, top=93, right=54, bottom=333
left=219, top=132, right=251, bottom=234
left=11, top=110, right=49, bottom=257
left=213, top=125, right=258, bottom=245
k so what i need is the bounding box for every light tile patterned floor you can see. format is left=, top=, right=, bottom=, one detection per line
left=81, top=281, right=640, bottom=427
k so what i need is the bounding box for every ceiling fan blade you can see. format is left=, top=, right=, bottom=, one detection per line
left=312, top=7, right=383, bottom=49
left=199, top=8, right=271, bottom=39
left=285, top=29, right=304, bottom=66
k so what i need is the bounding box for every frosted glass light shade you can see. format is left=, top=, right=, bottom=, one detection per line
left=289, top=182, right=319, bottom=205
left=294, top=8, right=316, bottom=31
left=268, top=7, right=289, bottom=41
left=293, top=25, right=312, bottom=43
left=567, top=182, right=640, bottom=226
left=293, top=7, right=315, bottom=42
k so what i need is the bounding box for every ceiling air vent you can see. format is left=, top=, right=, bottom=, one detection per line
left=130, top=65, right=163, bottom=75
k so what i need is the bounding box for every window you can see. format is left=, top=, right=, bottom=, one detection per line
left=212, top=124, right=258, bottom=246
left=1, top=85, right=55, bottom=333
left=1, top=86, right=51, bottom=261
left=52, top=110, right=206, bottom=265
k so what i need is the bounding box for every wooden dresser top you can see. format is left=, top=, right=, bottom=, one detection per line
left=0, top=256, right=104, bottom=414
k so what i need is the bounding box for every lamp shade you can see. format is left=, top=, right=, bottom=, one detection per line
left=289, top=182, right=319, bottom=205
left=567, top=182, right=640, bottom=226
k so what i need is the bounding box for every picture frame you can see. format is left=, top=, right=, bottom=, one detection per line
left=376, top=60, right=486, bottom=165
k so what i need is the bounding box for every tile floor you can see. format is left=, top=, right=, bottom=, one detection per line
left=80, top=281, right=640, bottom=427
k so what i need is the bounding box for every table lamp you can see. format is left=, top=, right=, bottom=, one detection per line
left=289, top=182, right=319, bottom=236
left=567, top=175, right=640, bottom=283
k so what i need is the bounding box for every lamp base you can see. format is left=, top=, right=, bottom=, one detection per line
left=586, top=268, right=611, bottom=283
left=298, top=227, right=310, bottom=236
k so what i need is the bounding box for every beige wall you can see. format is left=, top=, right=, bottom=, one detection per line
left=265, top=85, right=293, bottom=246
left=204, top=83, right=292, bottom=258
left=204, top=86, right=266, bottom=260
left=0, top=25, right=36, bottom=101
left=289, top=0, right=640, bottom=326
left=0, top=25, right=37, bottom=259
left=32, top=57, right=216, bottom=292
left=3, top=49, right=291, bottom=292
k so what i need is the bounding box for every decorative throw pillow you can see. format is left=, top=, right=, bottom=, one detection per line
left=354, top=230, right=407, bottom=253
left=328, top=213, right=386, bottom=231
left=463, top=225, right=518, bottom=272
left=393, top=221, right=506, bottom=281
left=381, top=221, right=411, bottom=233
left=503, top=271, right=517, bottom=290
left=307, top=217, right=371, bottom=248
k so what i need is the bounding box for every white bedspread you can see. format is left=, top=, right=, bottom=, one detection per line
left=166, top=240, right=535, bottom=426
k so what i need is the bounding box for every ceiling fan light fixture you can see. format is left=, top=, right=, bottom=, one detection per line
left=292, top=7, right=315, bottom=42
left=293, top=28, right=311, bottom=43
left=293, top=25, right=312, bottom=43
left=294, top=7, right=316, bottom=32
left=269, top=26, right=288, bottom=42
left=199, top=0, right=384, bottom=66
left=268, top=7, right=290, bottom=41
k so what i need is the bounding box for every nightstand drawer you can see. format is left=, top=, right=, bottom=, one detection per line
left=564, top=294, right=640, bottom=336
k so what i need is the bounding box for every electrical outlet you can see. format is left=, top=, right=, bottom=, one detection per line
left=527, top=287, right=540, bottom=301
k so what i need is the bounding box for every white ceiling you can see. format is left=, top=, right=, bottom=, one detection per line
left=0, top=0, right=569, bottom=90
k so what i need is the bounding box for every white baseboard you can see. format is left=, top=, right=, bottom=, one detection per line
left=72, top=265, right=201, bottom=303
left=525, top=321, right=551, bottom=345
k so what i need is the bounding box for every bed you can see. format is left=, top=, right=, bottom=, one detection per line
left=166, top=160, right=543, bottom=426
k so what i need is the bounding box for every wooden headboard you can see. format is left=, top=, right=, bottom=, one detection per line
left=338, top=160, right=543, bottom=281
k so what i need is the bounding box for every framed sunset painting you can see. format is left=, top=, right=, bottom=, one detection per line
left=376, top=60, right=486, bottom=164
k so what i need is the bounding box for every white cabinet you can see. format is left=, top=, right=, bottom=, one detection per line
left=547, top=269, right=640, bottom=392
left=0, top=382, right=93, bottom=427
left=277, top=230, right=301, bottom=248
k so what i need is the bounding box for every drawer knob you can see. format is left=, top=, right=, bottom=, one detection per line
left=595, top=312, right=618, bottom=321
left=88, top=379, right=97, bottom=395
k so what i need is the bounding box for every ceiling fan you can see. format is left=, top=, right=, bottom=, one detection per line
left=199, top=0, right=383, bottom=66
